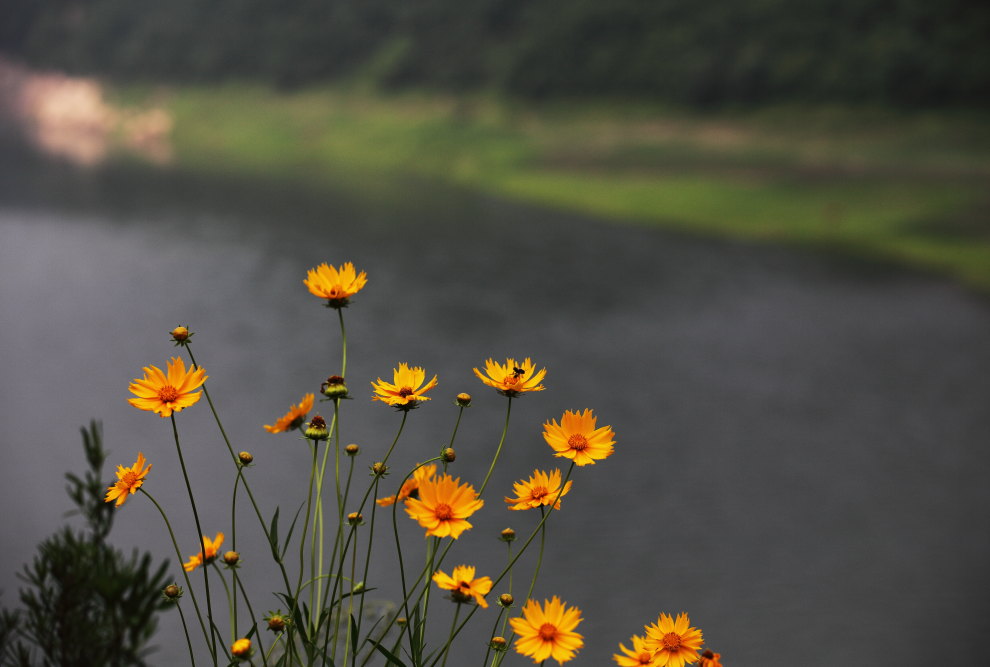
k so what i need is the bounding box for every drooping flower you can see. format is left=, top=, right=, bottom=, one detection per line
left=473, top=357, right=546, bottom=397
left=183, top=532, right=225, bottom=572
left=432, top=565, right=493, bottom=608
left=504, top=469, right=573, bottom=511
left=127, top=357, right=207, bottom=418
left=642, top=613, right=704, bottom=667
left=614, top=634, right=664, bottom=666
left=404, top=473, right=483, bottom=539
left=377, top=463, right=437, bottom=506
left=543, top=409, right=615, bottom=466
left=104, top=452, right=152, bottom=507
left=698, top=650, right=723, bottom=667
left=231, top=637, right=252, bottom=659
left=371, top=363, right=438, bottom=409
left=264, top=393, right=315, bottom=433
left=304, top=262, right=367, bottom=307
left=509, top=596, right=583, bottom=665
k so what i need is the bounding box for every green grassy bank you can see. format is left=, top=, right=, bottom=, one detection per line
left=143, top=85, right=990, bottom=290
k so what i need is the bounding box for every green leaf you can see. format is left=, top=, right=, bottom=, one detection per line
left=366, top=639, right=408, bottom=667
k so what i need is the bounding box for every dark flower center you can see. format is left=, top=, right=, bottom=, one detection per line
left=435, top=503, right=454, bottom=520
left=567, top=434, right=589, bottom=451
left=661, top=632, right=682, bottom=650
left=398, top=387, right=414, bottom=398
left=158, top=385, right=180, bottom=402
left=538, top=623, right=557, bottom=641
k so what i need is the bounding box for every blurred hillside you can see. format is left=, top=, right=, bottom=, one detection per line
left=2, top=0, right=988, bottom=107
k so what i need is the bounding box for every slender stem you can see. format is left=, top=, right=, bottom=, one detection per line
left=213, top=561, right=235, bottom=640
left=355, top=475, right=378, bottom=662
left=231, top=471, right=241, bottom=637
left=343, top=518, right=359, bottom=667
left=296, top=439, right=320, bottom=627
left=170, top=415, right=218, bottom=665
left=439, top=604, right=462, bottom=667
left=220, top=563, right=271, bottom=667
left=478, top=397, right=513, bottom=496
left=417, top=537, right=438, bottom=656
left=481, top=606, right=506, bottom=667
left=140, top=488, right=208, bottom=662
left=524, top=508, right=547, bottom=603
left=176, top=602, right=197, bottom=667
left=337, top=307, right=348, bottom=377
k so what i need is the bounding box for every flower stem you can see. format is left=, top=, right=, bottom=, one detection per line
left=176, top=602, right=197, bottom=667
left=170, top=414, right=219, bottom=665
left=439, top=604, right=461, bottom=667
left=478, top=396, right=513, bottom=496
left=296, top=439, right=320, bottom=624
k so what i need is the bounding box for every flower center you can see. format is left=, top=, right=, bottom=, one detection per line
left=158, top=385, right=180, bottom=402
left=327, top=286, right=341, bottom=297
left=638, top=653, right=654, bottom=665
left=434, top=503, right=454, bottom=520
left=530, top=485, right=548, bottom=500
left=661, top=632, right=682, bottom=651
left=398, top=387, right=414, bottom=398
left=118, top=471, right=140, bottom=489
left=567, top=434, right=589, bottom=451
left=538, top=623, right=557, bottom=641
left=502, top=375, right=520, bottom=387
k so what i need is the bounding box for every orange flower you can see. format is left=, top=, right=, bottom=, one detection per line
left=377, top=464, right=436, bottom=506
left=432, top=565, right=493, bottom=608
left=264, top=393, right=315, bottom=433
left=504, top=469, right=572, bottom=511
left=371, top=363, right=438, bottom=409
left=698, top=650, right=723, bottom=667
left=404, top=473, right=483, bottom=539
left=104, top=452, right=151, bottom=507
left=613, top=635, right=663, bottom=666
left=509, top=596, right=583, bottom=664
left=304, top=262, right=367, bottom=307
left=127, top=357, right=207, bottom=418
left=543, top=409, right=615, bottom=466
left=473, top=357, right=546, bottom=397
left=183, top=532, right=225, bottom=572
left=642, top=613, right=704, bottom=667
left=231, top=637, right=252, bottom=659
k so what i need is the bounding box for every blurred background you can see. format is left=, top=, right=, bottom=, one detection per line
left=0, top=1, right=988, bottom=665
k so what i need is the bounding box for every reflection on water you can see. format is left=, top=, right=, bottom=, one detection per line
left=1, top=150, right=989, bottom=666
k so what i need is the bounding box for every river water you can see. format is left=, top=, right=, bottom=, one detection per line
left=1, top=145, right=988, bottom=666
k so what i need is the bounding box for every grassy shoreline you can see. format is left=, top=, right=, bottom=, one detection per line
left=141, top=84, right=990, bottom=290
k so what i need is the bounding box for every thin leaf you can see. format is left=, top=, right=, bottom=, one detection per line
left=366, top=639, right=408, bottom=667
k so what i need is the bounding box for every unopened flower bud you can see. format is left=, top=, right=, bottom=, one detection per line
left=498, top=593, right=514, bottom=608
left=305, top=415, right=329, bottom=441
left=455, top=392, right=472, bottom=407
left=231, top=637, right=252, bottom=659
left=238, top=451, right=254, bottom=465
left=163, top=584, right=183, bottom=601
left=347, top=512, right=363, bottom=525
left=490, top=636, right=508, bottom=651
left=500, top=527, right=516, bottom=542
left=441, top=447, right=456, bottom=462
left=371, top=461, right=388, bottom=477
left=265, top=610, right=289, bottom=633
left=345, top=443, right=359, bottom=456
left=170, top=326, right=192, bottom=344
left=321, top=375, right=349, bottom=399
left=396, top=617, right=408, bottom=626
left=223, top=551, right=240, bottom=566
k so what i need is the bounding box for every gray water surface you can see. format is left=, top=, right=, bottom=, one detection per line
left=1, top=151, right=988, bottom=666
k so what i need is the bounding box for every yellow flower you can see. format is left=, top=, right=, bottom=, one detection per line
left=304, top=262, right=367, bottom=307
left=432, top=565, right=493, bottom=608
left=231, top=637, right=252, bottom=659
left=473, top=357, right=546, bottom=397
left=504, top=469, right=573, bottom=511
left=404, top=473, right=483, bottom=539
left=104, top=452, right=151, bottom=507
left=127, top=357, right=207, bottom=418
left=642, top=613, right=704, bottom=667
left=264, top=393, right=315, bottom=433
left=614, top=634, right=664, bottom=666
left=371, top=363, right=438, bottom=409
left=377, top=463, right=437, bottom=507
left=509, top=596, right=583, bottom=665
left=698, top=650, right=723, bottom=667
left=183, top=532, right=225, bottom=572
left=543, top=409, right=615, bottom=466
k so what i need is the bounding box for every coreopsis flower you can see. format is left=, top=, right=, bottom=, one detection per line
left=183, top=532, right=225, bottom=572
left=304, top=262, right=367, bottom=307
left=698, top=650, right=723, bottom=667
left=231, top=637, right=252, bottom=660
left=404, top=473, right=484, bottom=539
left=642, top=613, right=704, bottom=667
left=473, top=357, right=546, bottom=397
left=264, top=393, right=315, bottom=433
left=432, top=565, right=493, bottom=608
left=377, top=463, right=436, bottom=507
left=614, top=634, right=664, bottom=666
left=104, top=452, right=151, bottom=507
left=504, top=468, right=573, bottom=511
left=371, top=363, right=438, bottom=409
left=127, top=357, right=207, bottom=418
left=509, top=596, right=583, bottom=665
left=543, top=409, right=615, bottom=466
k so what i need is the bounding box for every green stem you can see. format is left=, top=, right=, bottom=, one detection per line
left=481, top=606, right=506, bottom=667
left=439, top=604, right=462, bottom=667
left=169, top=414, right=219, bottom=665
left=231, top=471, right=240, bottom=638
left=338, top=307, right=348, bottom=378
left=296, top=439, right=320, bottom=628
left=478, top=397, right=513, bottom=496
left=343, top=517, right=359, bottom=667
left=176, top=602, right=197, bottom=667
